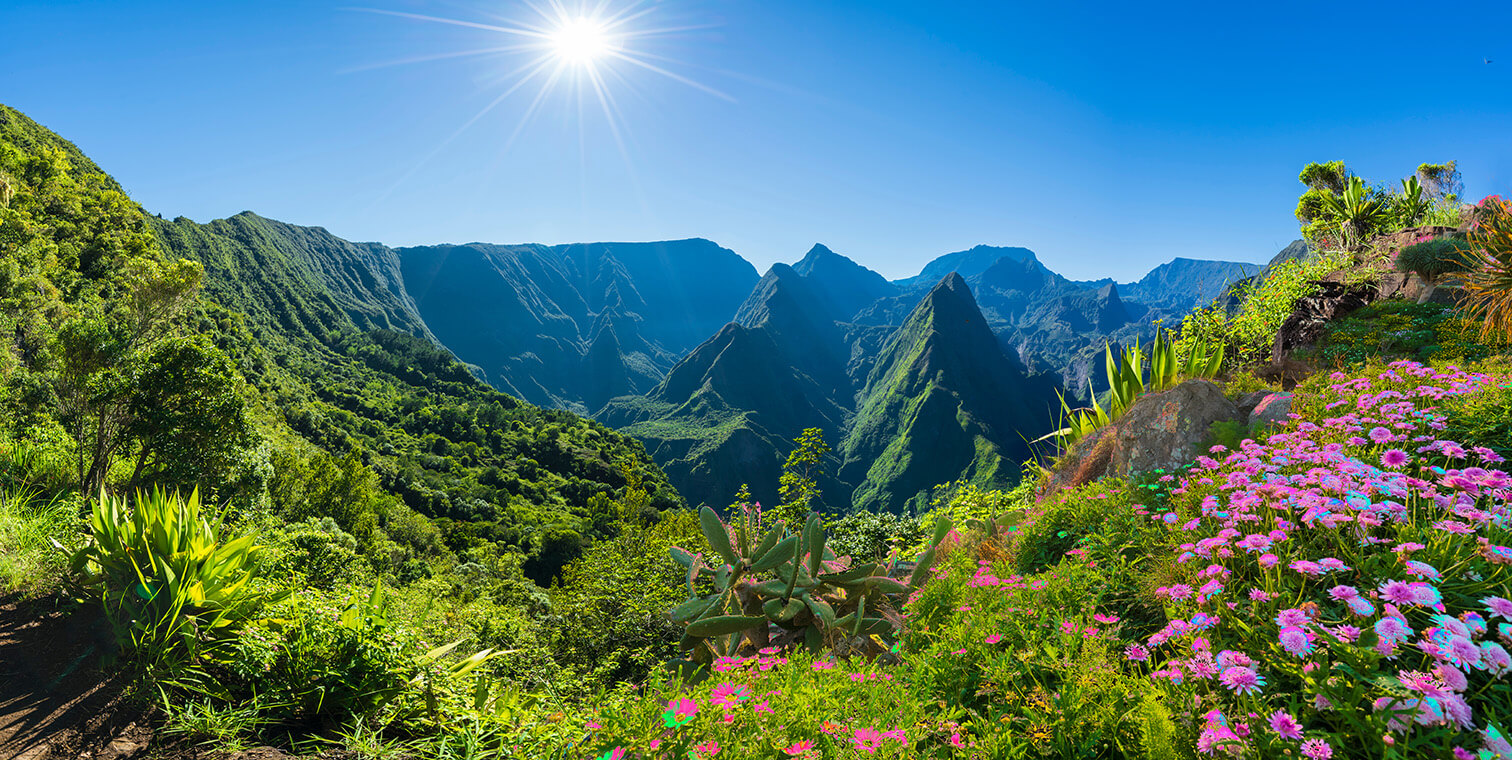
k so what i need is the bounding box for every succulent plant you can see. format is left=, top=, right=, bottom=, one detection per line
left=667, top=505, right=952, bottom=665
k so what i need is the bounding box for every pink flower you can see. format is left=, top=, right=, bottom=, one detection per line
left=1278, top=626, right=1315, bottom=657
left=1483, top=596, right=1512, bottom=621
left=694, top=739, right=720, bottom=756
left=782, top=740, right=815, bottom=757
left=985, top=634, right=1002, bottom=644
left=1268, top=710, right=1303, bottom=740
left=662, top=697, right=699, bottom=728
left=1381, top=449, right=1409, bottom=468
left=851, top=727, right=883, bottom=754
left=1219, top=665, right=1265, bottom=695
left=710, top=682, right=750, bottom=709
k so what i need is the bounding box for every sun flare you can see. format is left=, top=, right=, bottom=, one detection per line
left=548, top=16, right=617, bottom=65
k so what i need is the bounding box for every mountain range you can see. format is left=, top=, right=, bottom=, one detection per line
left=2, top=102, right=1274, bottom=518
left=165, top=215, right=1263, bottom=514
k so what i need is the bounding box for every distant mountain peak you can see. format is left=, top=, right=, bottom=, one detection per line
left=895, top=245, right=1040, bottom=291
left=788, top=244, right=897, bottom=323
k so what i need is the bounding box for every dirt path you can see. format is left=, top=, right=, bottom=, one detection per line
left=0, top=594, right=152, bottom=759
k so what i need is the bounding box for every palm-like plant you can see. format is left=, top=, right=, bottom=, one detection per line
left=1460, top=197, right=1512, bottom=341
left=1392, top=175, right=1431, bottom=228
left=1318, top=176, right=1389, bottom=248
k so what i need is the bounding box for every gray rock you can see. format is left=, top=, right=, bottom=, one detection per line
left=1235, top=390, right=1272, bottom=419
left=1111, top=379, right=1241, bottom=476
left=1248, top=391, right=1294, bottom=429
left=1047, top=379, right=1242, bottom=492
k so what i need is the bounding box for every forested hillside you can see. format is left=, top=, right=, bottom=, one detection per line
left=0, top=103, right=680, bottom=586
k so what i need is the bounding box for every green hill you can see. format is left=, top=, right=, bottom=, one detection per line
left=0, top=103, right=681, bottom=584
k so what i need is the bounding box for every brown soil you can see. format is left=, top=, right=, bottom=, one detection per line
left=0, top=595, right=354, bottom=760
left=0, top=593, right=163, bottom=759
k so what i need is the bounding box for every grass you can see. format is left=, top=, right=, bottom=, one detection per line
left=0, top=486, right=77, bottom=595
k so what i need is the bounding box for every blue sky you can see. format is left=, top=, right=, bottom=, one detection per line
left=5, top=0, right=1510, bottom=281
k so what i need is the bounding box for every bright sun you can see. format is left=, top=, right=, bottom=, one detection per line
left=548, top=16, right=616, bottom=65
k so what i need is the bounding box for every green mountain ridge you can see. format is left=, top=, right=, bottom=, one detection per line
left=603, top=260, right=1060, bottom=513
left=840, top=273, right=1060, bottom=511
left=1, top=101, right=683, bottom=586
left=397, top=240, right=759, bottom=415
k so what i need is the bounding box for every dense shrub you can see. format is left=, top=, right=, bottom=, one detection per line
left=1395, top=236, right=1473, bottom=282
left=1175, top=251, right=1350, bottom=369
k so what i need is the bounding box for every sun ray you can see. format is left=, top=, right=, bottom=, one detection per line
left=340, top=45, right=532, bottom=74
left=345, top=7, right=548, bottom=39
left=606, top=49, right=735, bottom=101
left=354, top=0, right=732, bottom=199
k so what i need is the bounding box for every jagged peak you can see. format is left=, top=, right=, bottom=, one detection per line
left=912, top=272, right=985, bottom=324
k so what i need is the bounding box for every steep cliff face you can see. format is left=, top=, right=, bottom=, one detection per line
left=152, top=211, right=439, bottom=348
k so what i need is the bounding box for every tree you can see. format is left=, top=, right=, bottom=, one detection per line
left=1417, top=161, right=1463, bottom=201
left=125, top=335, right=252, bottom=492
left=53, top=257, right=205, bottom=496
left=772, top=427, right=831, bottom=526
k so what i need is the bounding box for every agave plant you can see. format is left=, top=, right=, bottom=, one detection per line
left=63, top=488, right=285, bottom=669
left=1038, top=327, right=1224, bottom=453
left=667, top=506, right=955, bottom=665
left=1318, top=175, right=1389, bottom=248
left=1392, top=175, right=1431, bottom=228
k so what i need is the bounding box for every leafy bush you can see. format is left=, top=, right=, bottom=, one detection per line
left=1223, top=369, right=1279, bottom=398
left=212, top=586, right=413, bottom=724
left=826, top=509, right=924, bottom=563
left=1395, top=236, right=1473, bottom=282
left=66, top=488, right=285, bottom=671
left=1176, top=250, right=1350, bottom=369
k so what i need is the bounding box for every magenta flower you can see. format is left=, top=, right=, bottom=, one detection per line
left=1268, top=710, right=1303, bottom=740
left=709, top=682, right=751, bottom=709
left=851, top=727, right=883, bottom=754
left=662, top=697, right=699, bottom=728
left=1219, top=665, right=1265, bottom=695
left=1381, top=449, right=1409, bottom=468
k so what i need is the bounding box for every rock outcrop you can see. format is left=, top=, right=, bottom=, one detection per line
left=1048, top=379, right=1241, bottom=492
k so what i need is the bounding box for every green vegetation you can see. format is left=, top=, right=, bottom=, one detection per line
left=1313, top=299, right=1503, bottom=366
left=9, top=102, right=1512, bottom=760
left=1461, top=196, right=1512, bottom=342
left=67, top=488, right=284, bottom=672
left=1046, top=327, right=1224, bottom=451
left=571, top=359, right=1512, bottom=759
left=1174, top=249, right=1351, bottom=368
left=1295, top=160, right=1467, bottom=249
left=0, top=103, right=701, bottom=752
